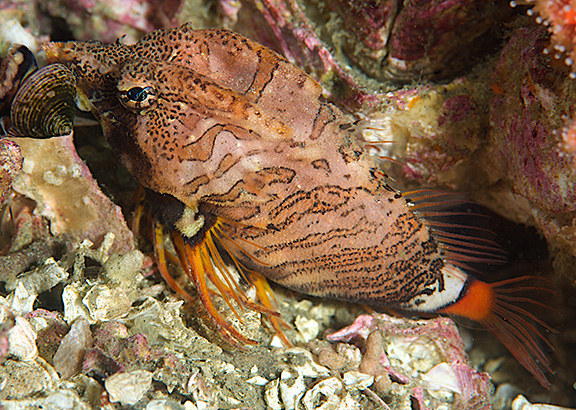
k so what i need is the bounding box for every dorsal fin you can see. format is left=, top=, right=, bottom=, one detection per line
left=402, top=189, right=507, bottom=273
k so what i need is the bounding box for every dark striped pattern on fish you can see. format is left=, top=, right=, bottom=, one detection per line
left=44, top=24, right=553, bottom=387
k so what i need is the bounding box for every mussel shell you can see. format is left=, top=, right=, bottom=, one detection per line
left=10, top=63, right=76, bottom=138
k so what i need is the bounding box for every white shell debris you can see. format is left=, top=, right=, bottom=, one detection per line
left=53, top=318, right=93, bottom=379
left=7, top=258, right=68, bottom=315
left=0, top=388, right=91, bottom=410
left=294, top=315, right=320, bottom=342
left=421, top=362, right=460, bottom=394
left=121, top=297, right=220, bottom=354
left=284, top=347, right=331, bottom=378
left=62, top=284, right=91, bottom=324
left=264, top=379, right=283, bottom=410
left=145, top=399, right=192, bottom=410
left=62, top=236, right=140, bottom=325
left=512, top=395, right=576, bottom=410
left=82, top=284, right=132, bottom=322
left=72, top=234, right=115, bottom=276
left=246, top=375, right=269, bottom=386
left=102, top=250, right=144, bottom=290
left=0, top=357, right=59, bottom=400
left=264, top=346, right=378, bottom=410
left=185, top=371, right=217, bottom=410
left=279, top=369, right=307, bottom=410
left=8, top=316, right=37, bottom=361
left=301, top=377, right=343, bottom=410
left=105, top=369, right=153, bottom=406
left=386, top=334, right=441, bottom=373
left=342, top=371, right=374, bottom=390
left=0, top=17, right=39, bottom=54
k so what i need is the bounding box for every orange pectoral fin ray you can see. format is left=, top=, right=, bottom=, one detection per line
left=151, top=213, right=290, bottom=347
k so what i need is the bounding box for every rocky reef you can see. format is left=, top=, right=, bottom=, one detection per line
left=1, top=0, right=576, bottom=409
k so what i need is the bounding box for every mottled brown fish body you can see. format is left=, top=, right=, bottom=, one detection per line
left=41, top=24, right=555, bottom=388
left=232, top=186, right=443, bottom=308
left=47, top=27, right=448, bottom=312
left=45, top=25, right=454, bottom=313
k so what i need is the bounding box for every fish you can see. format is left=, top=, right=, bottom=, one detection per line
left=43, top=23, right=554, bottom=387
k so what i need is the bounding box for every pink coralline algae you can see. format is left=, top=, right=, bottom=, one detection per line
left=86, top=321, right=183, bottom=373
left=27, top=309, right=69, bottom=364
left=438, top=95, right=476, bottom=126
left=380, top=0, right=512, bottom=82
left=488, top=26, right=576, bottom=214
left=41, top=0, right=185, bottom=43
left=228, top=0, right=512, bottom=107
left=362, top=84, right=484, bottom=189
left=486, top=23, right=576, bottom=279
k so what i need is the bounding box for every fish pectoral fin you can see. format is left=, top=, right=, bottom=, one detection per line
left=139, top=189, right=289, bottom=347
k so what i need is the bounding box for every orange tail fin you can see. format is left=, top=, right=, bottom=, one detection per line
left=439, top=277, right=555, bottom=388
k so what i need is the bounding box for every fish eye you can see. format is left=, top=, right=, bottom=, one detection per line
left=118, top=85, right=157, bottom=112
left=127, top=87, right=148, bottom=102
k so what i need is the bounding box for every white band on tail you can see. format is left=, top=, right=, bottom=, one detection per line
left=401, top=264, right=468, bottom=312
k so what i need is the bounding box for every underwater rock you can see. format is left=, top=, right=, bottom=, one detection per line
left=225, top=0, right=514, bottom=107
left=488, top=25, right=576, bottom=215
left=487, top=23, right=576, bottom=281
left=9, top=135, right=134, bottom=254
left=356, top=17, right=576, bottom=286
left=326, top=313, right=493, bottom=409
left=40, top=0, right=184, bottom=44
left=330, top=0, right=512, bottom=82
left=358, top=83, right=485, bottom=189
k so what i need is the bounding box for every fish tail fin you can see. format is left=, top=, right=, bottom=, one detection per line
left=439, top=276, right=556, bottom=388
